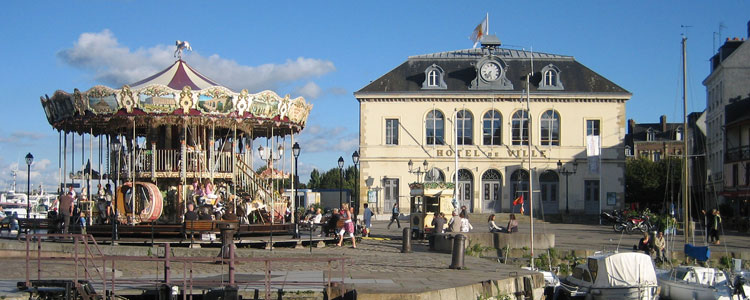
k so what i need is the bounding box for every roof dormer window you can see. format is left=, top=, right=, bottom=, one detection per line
left=539, top=64, right=563, bottom=90
left=675, top=127, right=683, bottom=141
left=422, top=64, right=447, bottom=90
left=647, top=128, right=655, bottom=141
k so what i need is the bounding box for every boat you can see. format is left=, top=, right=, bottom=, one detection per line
left=658, top=265, right=749, bottom=300
left=557, top=252, right=658, bottom=300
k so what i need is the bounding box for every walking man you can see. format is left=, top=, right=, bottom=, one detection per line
left=387, top=202, right=400, bottom=230
left=58, top=193, right=75, bottom=234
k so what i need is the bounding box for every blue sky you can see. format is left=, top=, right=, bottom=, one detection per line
left=0, top=1, right=748, bottom=191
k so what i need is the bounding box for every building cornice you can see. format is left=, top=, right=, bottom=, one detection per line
left=354, top=92, right=629, bottom=103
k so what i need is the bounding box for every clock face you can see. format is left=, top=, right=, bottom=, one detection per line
left=480, top=62, right=501, bottom=81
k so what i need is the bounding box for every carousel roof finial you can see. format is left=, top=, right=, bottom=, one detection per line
left=174, top=40, right=192, bottom=60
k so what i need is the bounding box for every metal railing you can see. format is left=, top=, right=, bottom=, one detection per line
left=726, top=145, right=750, bottom=163
left=25, top=234, right=348, bottom=299
left=110, top=149, right=236, bottom=177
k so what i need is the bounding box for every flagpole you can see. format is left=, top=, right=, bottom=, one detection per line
left=454, top=108, right=459, bottom=213
left=527, top=46, right=535, bottom=269
left=486, top=12, right=489, bottom=35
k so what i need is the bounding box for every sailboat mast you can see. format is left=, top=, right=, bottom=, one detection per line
left=681, top=36, right=690, bottom=245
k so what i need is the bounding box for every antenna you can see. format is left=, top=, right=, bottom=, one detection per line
left=680, top=25, right=693, bottom=38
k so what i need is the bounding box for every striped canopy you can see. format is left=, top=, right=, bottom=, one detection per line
left=129, top=60, right=223, bottom=91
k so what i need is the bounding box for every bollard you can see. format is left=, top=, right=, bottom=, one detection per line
left=401, top=227, right=412, bottom=253
left=449, top=234, right=466, bottom=269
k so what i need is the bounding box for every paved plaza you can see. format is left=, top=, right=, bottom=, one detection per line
left=0, top=219, right=747, bottom=299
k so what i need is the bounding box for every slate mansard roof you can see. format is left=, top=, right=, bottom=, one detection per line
left=355, top=47, right=630, bottom=96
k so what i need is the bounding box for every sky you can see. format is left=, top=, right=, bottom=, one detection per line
left=0, top=1, right=748, bottom=192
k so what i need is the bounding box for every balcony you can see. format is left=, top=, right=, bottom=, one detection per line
left=726, top=145, right=750, bottom=163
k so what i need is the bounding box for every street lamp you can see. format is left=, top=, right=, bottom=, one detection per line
left=407, top=159, right=429, bottom=183
left=352, top=151, right=360, bottom=218
left=338, top=156, right=344, bottom=208
left=557, top=160, right=578, bottom=214
left=111, top=139, right=121, bottom=241
left=292, top=142, right=301, bottom=239
left=258, top=143, right=284, bottom=250
left=25, top=153, right=33, bottom=224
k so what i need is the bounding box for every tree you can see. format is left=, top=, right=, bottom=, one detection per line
left=308, top=169, right=321, bottom=189
left=625, top=157, right=681, bottom=212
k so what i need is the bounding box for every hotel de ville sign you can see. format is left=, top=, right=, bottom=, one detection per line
left=431, top=147, right=549, bottom=159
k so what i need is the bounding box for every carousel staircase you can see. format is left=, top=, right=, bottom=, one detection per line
left=235, top=156, right=273, bottom=201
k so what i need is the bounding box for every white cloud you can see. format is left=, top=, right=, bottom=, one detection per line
left=0, top=131, right=49, bottom=146
left=295, top=125, right=357, bottom=153
left=58, top=30, right=336, bottom=92
left=294, top=82, right=323, bottom=99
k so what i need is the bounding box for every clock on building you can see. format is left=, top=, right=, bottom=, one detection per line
left=480, top=61, right=501, bottom=81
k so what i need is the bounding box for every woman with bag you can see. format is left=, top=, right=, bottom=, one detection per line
left=337, top=203, right=357, bottom=248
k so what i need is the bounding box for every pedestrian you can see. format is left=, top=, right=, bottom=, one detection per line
left=337, top=203, right=357, bottom=248
left=324, top=208, right=340, bottom=237
left=184, top=203, right=198, bottom=221
left=506, top=213, right=518, bottom=233
left=653, top=231, right=667, bottom=263
left=58, top=193, right=75, bottom=234
left=488, top=214, right=504, bottom=233
left=447, top=211, right=461, bottom=232
left=711, top=209, right=722, bottom=245
left=431, top=212, right=447, bottom=234
left=311, top=208, right=323, bottom=236
left=460, top=205, right=469, bottom=219
left=363, top=203, right=373, bottom=237
left=459, top=212, right=472, bottom=232
left=79, top=212, right=87, bottom=235
left=387, top=202, right=400, bottom=230
left=637, top=232, right=651, bottom=255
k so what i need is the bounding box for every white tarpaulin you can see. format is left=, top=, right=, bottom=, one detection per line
left=591, top=252, right=657, bottom=288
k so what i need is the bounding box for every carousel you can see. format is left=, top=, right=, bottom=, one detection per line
left=39, top=42, right=312, bottom=236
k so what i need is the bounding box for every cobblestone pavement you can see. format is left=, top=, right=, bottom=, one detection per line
left=1, top=219, right=747, bottom=297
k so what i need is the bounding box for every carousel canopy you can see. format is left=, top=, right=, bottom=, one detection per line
left=40, top=57, right=312, bottom=137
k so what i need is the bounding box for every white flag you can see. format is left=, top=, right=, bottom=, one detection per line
left=587, top=135, right=601, bottom=174
left=470, top=15, right=489, bottom=48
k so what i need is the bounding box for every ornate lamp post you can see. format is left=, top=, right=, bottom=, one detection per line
left=352, top=151, right=360, bottom=218
left=292, top=142, right=301, bottom=239
left=338, top=156, right=344, bottom=208
left=25, top=153, right=33, bottom=223
left=557, top=160, right=578, bottom=214
left=407, top=159, right=429, bottom=183
left=258, top=144, right=283, bottom=250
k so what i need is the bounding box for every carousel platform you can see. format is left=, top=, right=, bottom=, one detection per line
left=84, top=222, right=295, bottom=237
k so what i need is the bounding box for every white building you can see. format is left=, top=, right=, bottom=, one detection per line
left=354, top=39, right=630, bottom=216
left=703, top=28, right=750, bottom=203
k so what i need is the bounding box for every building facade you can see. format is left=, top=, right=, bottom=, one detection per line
left=723, top=97, right=750, bottom=216
left=703, top=28, right=750, bottom=203
left=626, top=115, right=685, bottom=162
left=354, top=42, right=631, bottom=216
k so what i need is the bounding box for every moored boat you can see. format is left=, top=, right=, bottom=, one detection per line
left=557, top=252, right=658, bottom=300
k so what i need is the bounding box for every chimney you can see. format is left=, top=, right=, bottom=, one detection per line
left=628, top=119, right=635, bottom=135
left=660, top=115, right=667, bottom=132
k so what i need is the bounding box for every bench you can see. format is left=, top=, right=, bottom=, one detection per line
left=182, top=220, right=215, bottom=242
left=16, top=218, right=55, bottom=239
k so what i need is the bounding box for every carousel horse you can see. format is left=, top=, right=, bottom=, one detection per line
left=174, top=40, right=192, bottom=58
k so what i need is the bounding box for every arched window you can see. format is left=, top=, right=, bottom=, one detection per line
left=675, top=127, right=683, bottom=141
left=422, top=64, right=447, bottom=89
left=544, top=70, right=557, bottom=86
left=424, top=168, right=445, bottom=183
left=646, top=128, right=655, bottom=141
left=457, top=110, right=473, bottom=145
left=428, top=69, right=439, bottom=87
left=511, top=110, right=529, bottom=145
left=483, top=110, right=502, bottom=145
left=539, top=64, right=563, bottom=90
left=426, top=110, right=444, bottom=145
left=540, top=110, right=560, bottom=146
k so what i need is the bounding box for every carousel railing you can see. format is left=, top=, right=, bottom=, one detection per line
left=109, top=149, right=238, bottom=178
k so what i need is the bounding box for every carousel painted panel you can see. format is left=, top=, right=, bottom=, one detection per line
left=137, top=85, right=178, bottom=113
left=115, top=181, right=163, bottom=224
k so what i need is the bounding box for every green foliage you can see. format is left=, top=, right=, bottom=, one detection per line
left=625, top=157, right=682, bottom=210
left=719, top=256, right=733, bottom=270
left=465, top=242, right=493, bottom=257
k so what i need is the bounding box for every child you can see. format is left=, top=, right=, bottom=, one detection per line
left=79, top=212, right=87, bottom=235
